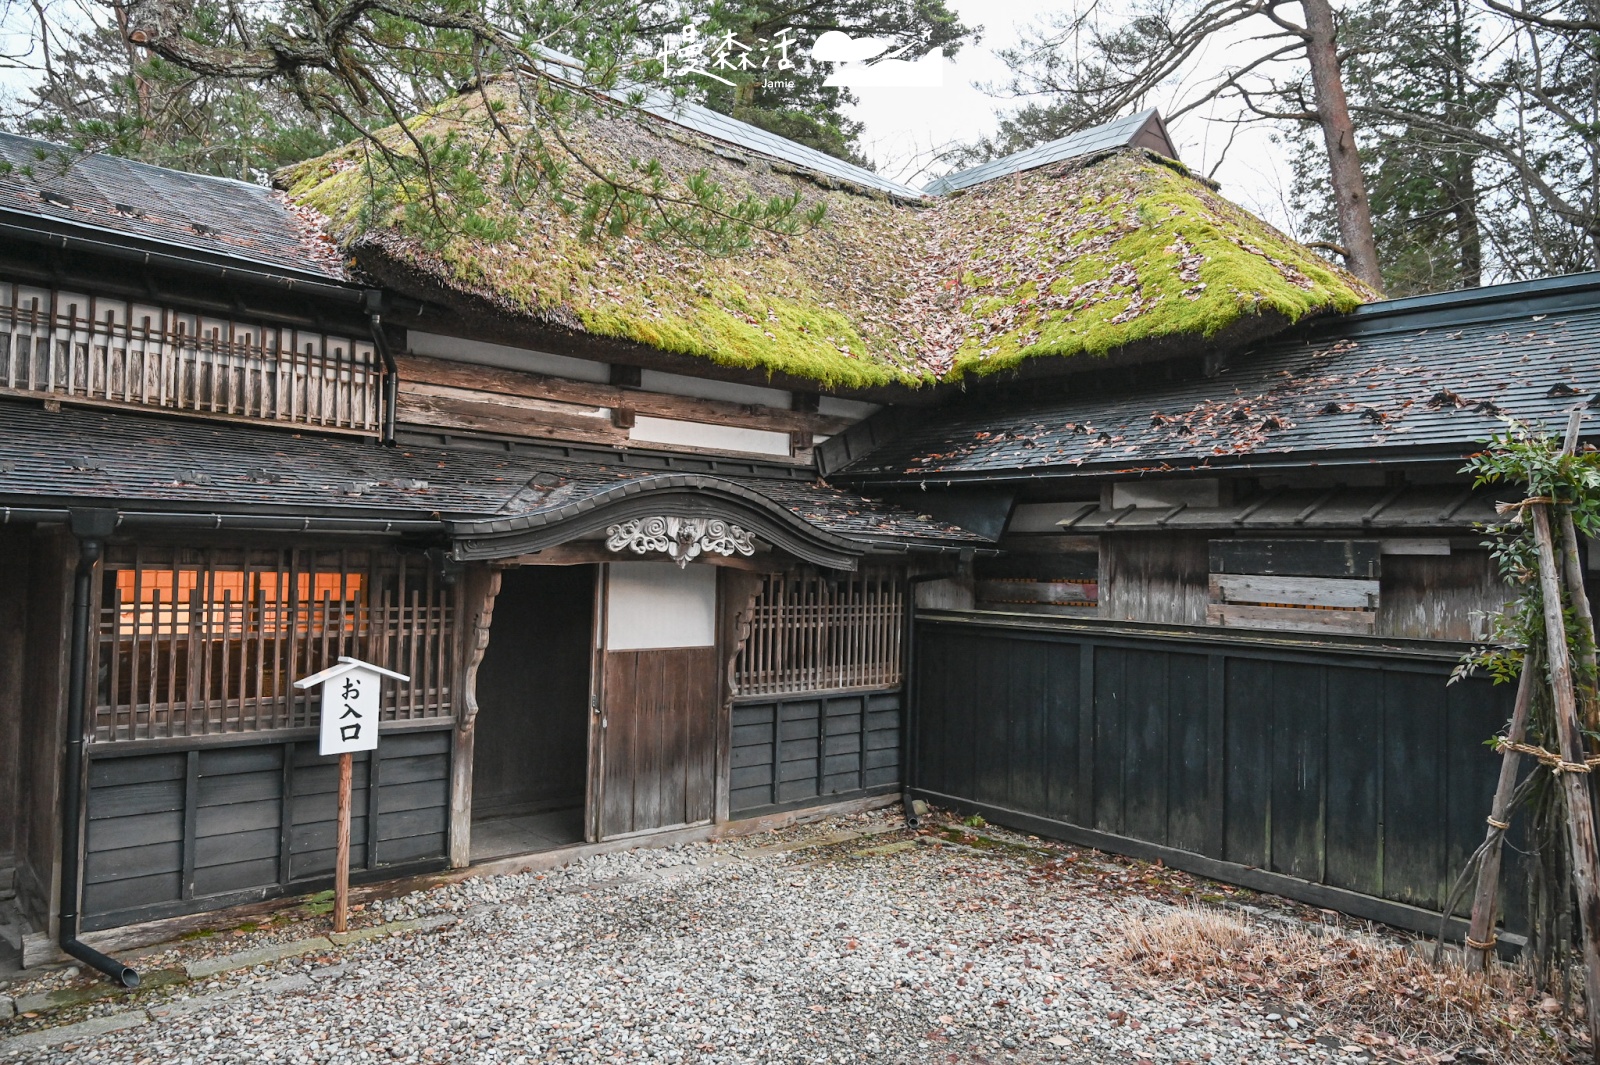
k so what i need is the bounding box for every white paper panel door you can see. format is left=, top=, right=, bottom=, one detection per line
left=605, top=562, right=716, bottom=650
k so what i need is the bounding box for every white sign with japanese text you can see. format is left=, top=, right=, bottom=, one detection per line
left=318, top=665, right=380, bottom=755
left=294, top=657, right=411, bottom=757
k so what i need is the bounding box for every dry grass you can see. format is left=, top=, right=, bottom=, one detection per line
left=1110, top=906, right=1582, bottom=1063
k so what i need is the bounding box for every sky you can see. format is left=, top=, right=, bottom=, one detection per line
left=843, top=0, right=1304, bottom=235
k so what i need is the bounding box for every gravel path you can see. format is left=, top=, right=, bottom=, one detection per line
left=4, top=813, right=1362, bottom=1065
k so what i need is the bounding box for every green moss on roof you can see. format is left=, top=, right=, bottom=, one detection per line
left=281, top=93, right=1375, bottom=389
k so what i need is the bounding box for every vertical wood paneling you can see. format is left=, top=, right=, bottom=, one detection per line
left=1122, top=649, right=1168, bottom=844
left=1092, top=647, right=1125, bottom=835
left=82, top=731, right=450, bottom=929
left=1165, top=653, right=1210, bottom=855
left=912, top=620, right=1519, bottom=928
left=1223, top=658, right=1272, bottom=868
left=1269, top=662, right=1325, bottom=882
left=728, top=690, right=902, bottom=816
left=599, top=647, right=717, bottom=838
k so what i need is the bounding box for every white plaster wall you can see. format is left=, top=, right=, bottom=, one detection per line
left=628, top=415, right=792, bottom=457
left=406, top=331, right=611, bottom=383
left=605, top=562, right=717, bottom=649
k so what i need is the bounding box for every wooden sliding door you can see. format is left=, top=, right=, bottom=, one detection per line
left=593, top=562, right=719, bottom=840
left=598, top=647, right=717, bottom=837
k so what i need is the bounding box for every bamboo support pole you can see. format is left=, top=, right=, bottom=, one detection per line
left=1464, top=651, right=1538, bottom=971
left=1560, top=507, right=1599, bottom=731
left=1530, top=502, right=1600, bottom=1062
left=1559, top=411, right=1599, bottom=730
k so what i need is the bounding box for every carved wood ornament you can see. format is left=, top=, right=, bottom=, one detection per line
left=605, top=516, right=756, bottom=568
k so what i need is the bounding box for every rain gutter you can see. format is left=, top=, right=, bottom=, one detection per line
left=60, top=509, right=139, bottom=986
left=0, top=214, right=367, bottom=304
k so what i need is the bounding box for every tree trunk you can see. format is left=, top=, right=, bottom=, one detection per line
left=1301, top=0, right=1383, bottom=290
left=1446, top=0, right=1482, bottom=288
left=1464, top=652, right=1537, bottom=971
left=1530, top=503, right=1600, bottom=1062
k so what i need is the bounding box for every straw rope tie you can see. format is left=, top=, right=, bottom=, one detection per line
left=1493, top=736, right=1600, bottom=774
left=1464, top=935, right=1498, bottom=951
left=1485, top=816, right=1511, bottom=831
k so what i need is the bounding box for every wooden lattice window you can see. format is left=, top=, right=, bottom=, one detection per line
left=733, top=569, right=904, bottom=697
left=93, top=545, right=456, bottom=742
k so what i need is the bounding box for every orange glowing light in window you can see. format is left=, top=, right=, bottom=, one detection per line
left=112, top=570, right=364, bottom=636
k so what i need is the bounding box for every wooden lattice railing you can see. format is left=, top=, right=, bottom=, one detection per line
left=733, top=568, right=904, bottom=697
left=0, top=282, right=382, bottom=432
left=92, top=545, right=456, bottom=742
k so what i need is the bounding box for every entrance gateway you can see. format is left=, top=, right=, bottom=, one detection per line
left=460, top=490, right=920, bottom=863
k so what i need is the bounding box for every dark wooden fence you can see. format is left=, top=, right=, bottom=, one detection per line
left=83, top=728, right=450, bottom=930
left=730, top=689, right=901, bottom=817
left=911, top=613, right=1518, bottom=937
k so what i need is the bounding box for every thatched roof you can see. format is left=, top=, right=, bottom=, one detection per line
left=281, top=88, right=1374, bottom=391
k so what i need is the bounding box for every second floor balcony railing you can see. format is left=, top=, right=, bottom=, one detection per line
left=0, top=282, right=382, bottom=434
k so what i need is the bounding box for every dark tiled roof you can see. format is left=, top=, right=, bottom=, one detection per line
left=0, top=401, right=987, bottom=548
left=0, top=133, right=347, bottom=281
left=923, top=109, right=1175, bottom=195
left=834, top=277, right=1600, bottom=482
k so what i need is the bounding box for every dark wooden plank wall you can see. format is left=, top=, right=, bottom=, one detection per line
left=1101, top=535, right=1509, bottom=642
left=1100, top=534, right=1210, bottom=625
left=729, top=690, right=901, bottom=817
left=599, top=648, right=717, bottom=838
left=913, top=619, right=1518, bottom=933
left=15, top=528, right=74, bottom=928
left=81, top=729, right=450, bottom=929
left=0, top=526, right=30, bottom=867
left=1376, top=550, right=1506, bottom=642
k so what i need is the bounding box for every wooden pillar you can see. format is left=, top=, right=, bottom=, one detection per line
left=334, top=752, right=352, bottom=933
left=715, top=569, right=765, bottom=825
left=449, top=566, right=501, bottom=869
left=15, top=527, right=75, bottom=933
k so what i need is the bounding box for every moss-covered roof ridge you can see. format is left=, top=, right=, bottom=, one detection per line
left=280, top=89, right=1376, bottom=391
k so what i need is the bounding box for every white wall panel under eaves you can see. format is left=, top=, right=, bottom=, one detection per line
left=606, top=562, right=717, bottom=650
left=628, top=415, right=792, bottom=457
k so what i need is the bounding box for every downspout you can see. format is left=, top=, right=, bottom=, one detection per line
left=61, top=509, right=139, bottom=987
left=366, top=291, right=399, bottom=448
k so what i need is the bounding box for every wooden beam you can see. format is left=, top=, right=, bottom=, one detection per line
left=505, top=543, right=781, bottom=570
left=1204, top=603, right=1375, bottom=635
left=396, top=355, right=854, bottom=436
left=395, top=388, right=629, bottom=448
left=1209, top=573, right=1379, bottom=610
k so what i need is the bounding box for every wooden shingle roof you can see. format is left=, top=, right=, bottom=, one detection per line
left=827, top=272, right=1600, bottom=483
left=0, top=132, right=347, bottom=281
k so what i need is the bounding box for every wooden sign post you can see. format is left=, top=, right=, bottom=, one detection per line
left=294, top=657, right=410, bottom=933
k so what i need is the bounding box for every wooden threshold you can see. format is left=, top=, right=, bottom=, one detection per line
left=24, top=792, right=900, bottom=968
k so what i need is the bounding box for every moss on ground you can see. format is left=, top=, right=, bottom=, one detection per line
left=281, top=89, right=1374, bottom=389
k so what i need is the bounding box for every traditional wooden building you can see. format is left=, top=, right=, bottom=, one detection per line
left=0, top=76, right=1388, bottom=981
left=826, top=271, right=1600, bottom=941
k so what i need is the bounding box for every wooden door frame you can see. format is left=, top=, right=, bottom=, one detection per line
left=589, top=561, right=736, bottom=841
left=584, top=563, right=609, bottom=844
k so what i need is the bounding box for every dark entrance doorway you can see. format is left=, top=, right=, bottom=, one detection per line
left=471, top=565, right=595, bottom=861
